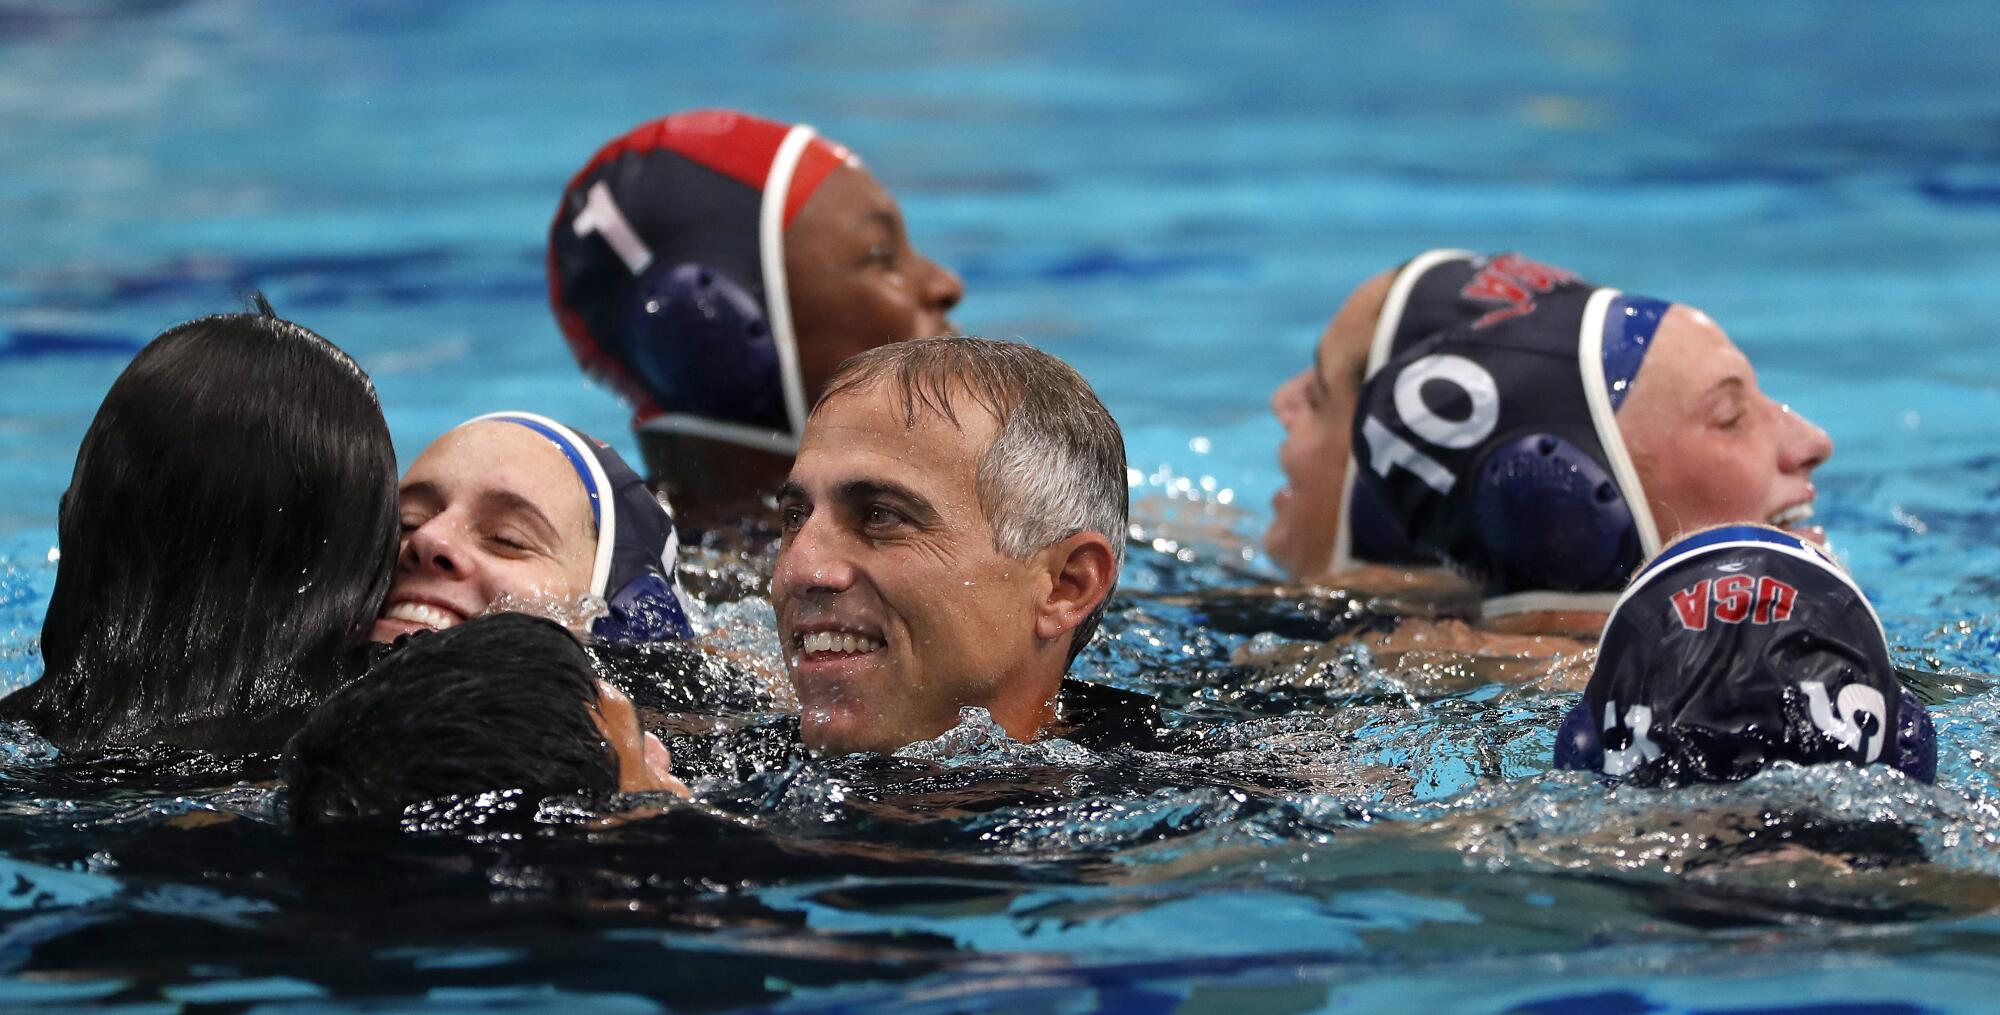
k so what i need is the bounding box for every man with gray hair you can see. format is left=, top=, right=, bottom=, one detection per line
left=771, top=336, right=1127, bottom=756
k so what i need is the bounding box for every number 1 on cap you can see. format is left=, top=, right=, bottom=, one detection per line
left=574, top=181, right=655, bottom=275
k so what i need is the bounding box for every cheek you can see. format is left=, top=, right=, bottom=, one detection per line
left=1647, top=433, right=1770, bottom=526
left=1279, top=417, right=1343, bottom=493
left=859, top=281, right=920, bottom=342
left=898, top=561, right=1023, bottom=653
left=797, top=283, right=916, bottom=390
left=481, top=558, right=577, bottom=608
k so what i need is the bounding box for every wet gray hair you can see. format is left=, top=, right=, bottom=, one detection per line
left=814, top=336, right=1128, bottom=665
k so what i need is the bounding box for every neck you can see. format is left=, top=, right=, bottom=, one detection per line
left=638, top=431, right=793, bottom=535
left=976, top=656, right=1067, bottom=744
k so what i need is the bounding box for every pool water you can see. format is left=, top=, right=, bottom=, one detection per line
left=5, top=1, right=2000, bottom=1011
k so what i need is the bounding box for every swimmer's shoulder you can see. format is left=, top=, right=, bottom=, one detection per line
left=1051, top=678, right=1169, bottom=750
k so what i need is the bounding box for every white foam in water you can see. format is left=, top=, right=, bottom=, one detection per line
left=894, top=707, right=1099, bottom=769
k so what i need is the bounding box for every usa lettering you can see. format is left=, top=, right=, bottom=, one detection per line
left=1669, top=575, right=1798, bottom=631
left=1459, top=253, right=1576, bottom=329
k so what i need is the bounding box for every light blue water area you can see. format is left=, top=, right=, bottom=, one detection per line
left=3, top=0, right=2000, bottom=1009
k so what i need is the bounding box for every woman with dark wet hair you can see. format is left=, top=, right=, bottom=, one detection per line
left=0, top=297, right=398, bottom=753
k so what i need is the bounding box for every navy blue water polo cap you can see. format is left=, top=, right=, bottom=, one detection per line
left=548, top=110, right=854, bottom=456
left=473, top=412, right=695, bottom=644
left=1342, top=249, right=1671, bottom=613
left=1553, top=525, right=1936, bottom=785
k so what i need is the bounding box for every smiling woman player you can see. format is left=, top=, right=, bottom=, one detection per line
left=373, top=412, right=694, bottom=646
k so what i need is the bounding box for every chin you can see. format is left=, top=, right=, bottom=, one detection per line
left=1263, top=526, right=1312, bottom=579
left=798, top=705, right=875, bottom=757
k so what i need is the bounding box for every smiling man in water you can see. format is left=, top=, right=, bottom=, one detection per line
left=769, top=337, right=1126, bottom=756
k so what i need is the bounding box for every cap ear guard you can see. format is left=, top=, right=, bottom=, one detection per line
left=623, top=263, right=785, bottom=432
left=1892, top=686, right=1938, bottom=783
left=1472, top=433, right=1641, bottom=593
left=592, top=572, right=694, bottom=644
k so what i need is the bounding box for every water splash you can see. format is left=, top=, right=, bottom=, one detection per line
left=895, top=707, right=1100, bottom=769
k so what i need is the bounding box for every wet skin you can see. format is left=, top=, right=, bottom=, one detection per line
left=784, top=162, right=966, bottom=398
left=591, top=679, right=689, bottom=798
left=1616, top=304, right=1833, bottom=545
left=1266, top=269, right=1395, bottom=577
left=372, top=422, right=597, bottom=642
left=769, top=384, right=1115, bottom=756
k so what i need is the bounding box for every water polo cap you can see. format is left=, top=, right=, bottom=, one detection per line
left=1342, top=249, right=1670, bottom=614
left=548, top=110, right=855, bottom=455
left=1553, top=525, right=1936, bottom=784
left=473, top=412, right=696, bottom=643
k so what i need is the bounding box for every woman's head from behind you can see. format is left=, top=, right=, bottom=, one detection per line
left=15, top=297, right=398, bottom=750
left=1274, top=251, right=1832, bottom=598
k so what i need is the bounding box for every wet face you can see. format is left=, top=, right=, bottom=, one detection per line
left=1617, top=305, right=1834, bottom=544
left=589, top=679, right=689, bottom=798
left=1265, top=269, right=1396, bottom=577
left=784, top=163, right=965, bottom=401
left=371, top=422, right=598, bottom=642
left=770, top=384, right=1061, bottom=756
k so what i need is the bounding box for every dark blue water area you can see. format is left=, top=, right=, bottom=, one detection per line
left=4, top=0, right=2000, bottom=1010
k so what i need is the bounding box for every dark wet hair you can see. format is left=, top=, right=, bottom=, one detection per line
left=0, top=296, right=398, bottom=752
left=283, top=613, right=617, bottom=826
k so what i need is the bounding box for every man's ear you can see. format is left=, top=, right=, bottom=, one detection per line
left=1033, top=531, right=1117, bottom=644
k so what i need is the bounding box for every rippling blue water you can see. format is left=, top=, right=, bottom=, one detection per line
left=4, top=1, right=2000, bottom=1011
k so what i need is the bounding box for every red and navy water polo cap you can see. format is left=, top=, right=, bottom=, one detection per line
left=1343, top=249, right=1670, bottom=614
left=1553, top=524, right=1936, bottom=785
left=548, top=111, right=854, bottom=455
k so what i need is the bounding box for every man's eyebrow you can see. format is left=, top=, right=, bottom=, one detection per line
left=837, top=479, right=939, bottom=523
left=775, top=480, right=809, bottom=504
left=863, top=208, right=899, bottom=234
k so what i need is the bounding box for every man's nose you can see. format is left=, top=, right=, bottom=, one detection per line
left=401, top=517, right=473, bottom=579
left=774, top=514, right=859, bottom=598
left=1778, top=401, right=1834, bottom=474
